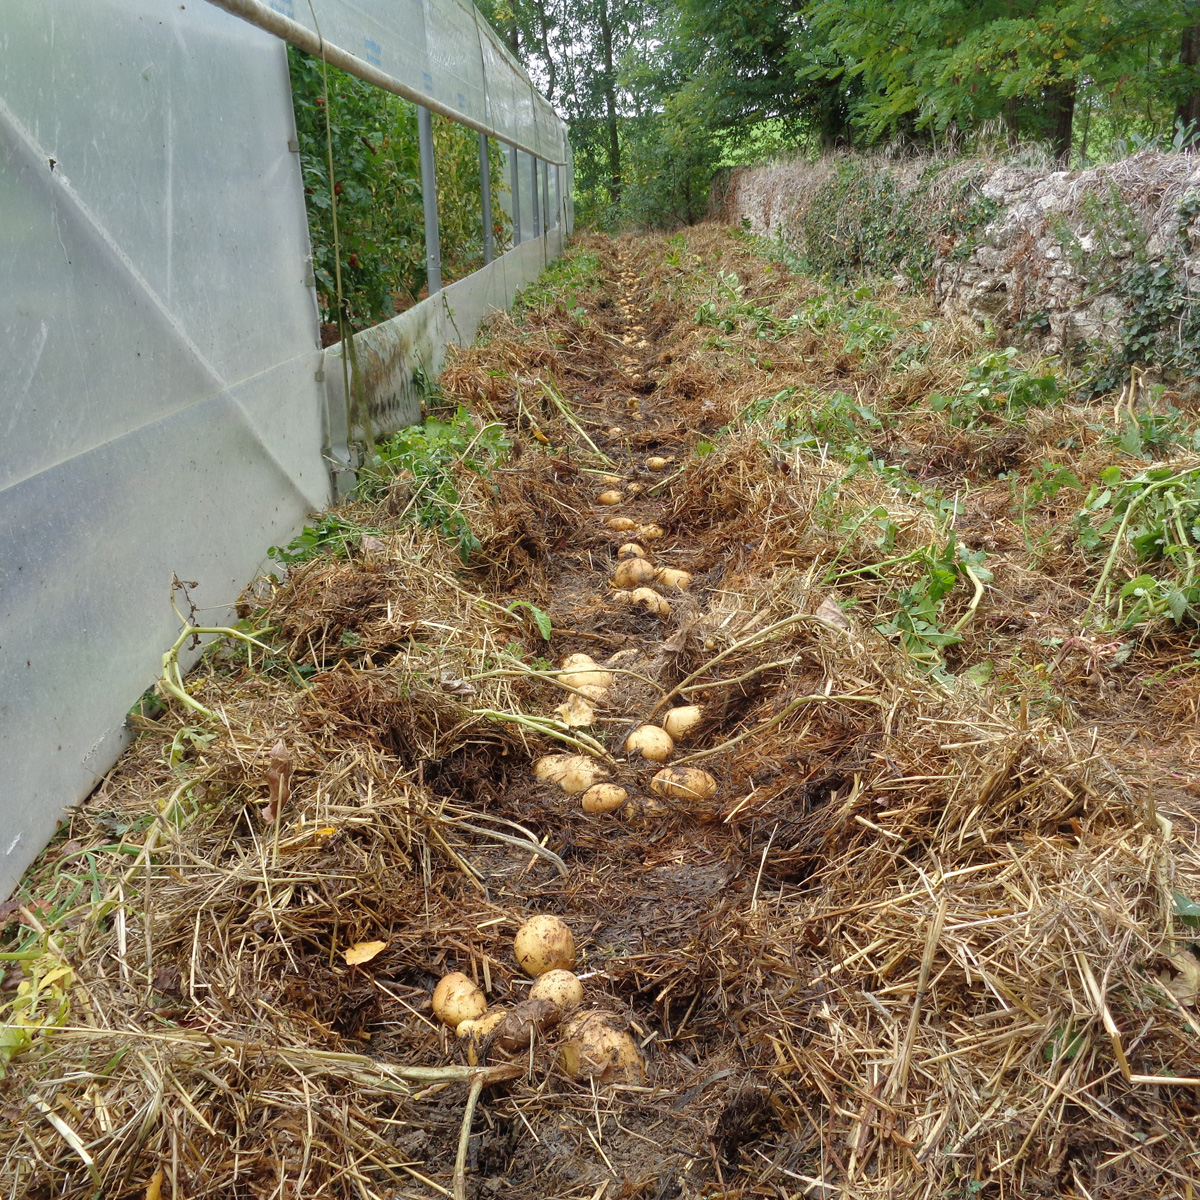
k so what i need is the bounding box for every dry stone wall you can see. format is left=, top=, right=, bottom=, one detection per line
left=721, top=150, right=1200, bottom=361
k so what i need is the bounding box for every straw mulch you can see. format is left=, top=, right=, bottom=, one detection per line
left=2, top=229, right=1198, bottom=1200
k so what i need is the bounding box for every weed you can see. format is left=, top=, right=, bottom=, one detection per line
left=929, top=347, right=1061, bottom=427
left=355, top=407, right=509, bottom=562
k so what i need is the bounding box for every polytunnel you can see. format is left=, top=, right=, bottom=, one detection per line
left=0, top=0, right=571, bottom=895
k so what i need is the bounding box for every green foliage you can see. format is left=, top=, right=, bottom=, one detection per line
left=1077, top=464, right=1200, bottom=629
left=506, top=600, right=553, bottom=640
left=803, top=0, right=1193, bottom=159
left=356, top=408, right=510, bottom=562
left=790, top=160, right=998, bottom=286
left=268, top=514, right=381, bottom=565
left=288, top=49, right=506, bottom=328
left=872, top=538, right=992, bottom=670
left=929, top=347, right=1062, bottom=427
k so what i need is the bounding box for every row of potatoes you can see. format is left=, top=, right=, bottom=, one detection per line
left=432, top=915, right=643, bottom=1083
left=533, top=510, right=721, bottom=819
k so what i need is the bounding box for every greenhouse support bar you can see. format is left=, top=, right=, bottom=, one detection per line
left=479, top=132, right=494, bottom=266
left=202, top=0, right=568, bottom=165
left=417, top=106, right=443, bottom=296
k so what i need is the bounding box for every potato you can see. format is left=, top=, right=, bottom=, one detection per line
left=605, top=516, right=637, bottom=531
left=637, top=523, right=664, bottom=540
left=646, top=456, right=669, bottom=470
left=560, top=1011, right=644, bottom=1084
left=655, top=568, right=692, bottom=591
left=457, top=1008, right=507, bottom=1064
left=650, top=766, right=718, bottom=802
left=533, top=754, right=608, bottom=795
left=597, top=490, right=623, bottom=506
left=621, top=794, right=669, bottom=825
left=625, top=725, right=674, bottom=763
left=625, top=482, right=644, bottom=497
left=529, top=969, right=584, bottom=1014
left=493, top=997, right=562, bottom=1052
left=613, top=557, right=658, bottom=588
left=432, top=972, right=487, bottom=1029
left=514, top=915, right=576, bottom=977
left=617, top=542, right=647, bottom=559
left=560, top=653, right=613, bottom=700
left=662, top=705, right=704, bottom=743
left=628, top=587, right=670, bottom=617
left=581, top=783, right=629, bottom=814
left=607, top=426, right=625, bottom=438
left=600, top=474, right=623, bottom=486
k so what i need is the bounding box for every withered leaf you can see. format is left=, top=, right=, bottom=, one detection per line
left=343, top=940, right=388, bottom=966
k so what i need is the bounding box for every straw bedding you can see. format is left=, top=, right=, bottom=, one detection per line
left=2, top=228, right=1198, bottom=1200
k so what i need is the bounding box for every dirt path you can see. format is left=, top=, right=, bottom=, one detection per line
left=3, top=228, right=1199, bottom=1200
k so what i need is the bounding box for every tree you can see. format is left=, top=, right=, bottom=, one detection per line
left=802, top=0, right=1192, bottom=162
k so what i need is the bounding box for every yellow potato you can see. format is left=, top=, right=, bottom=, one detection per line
left=624, top=725, right=674, bottom=763
left=637, top=523, right=664, bottom=540
left=581, top=783, right=629, bottom=814
left=560, top=653, right=613, bottom=700
left=625, top=482, right=643, bottom=497
left=605, top=516, right=637, bottom=531
left=514, top=915, right=576, bottom=977
left=457, top=1008, right=507, bottom=1063
left=646, top=456, right=669, bottom=470
left=628, top=587, right=670, bottom=617
left=654, top=568, right=692, bottom=591
left=533, top=754, right=608, bottom=795
left=529, top=969, right=584, bottom=1013
left=432, top=972, right=487, bottom=1029
left=613, top=557, right=658, bottom=588
left=617, top=543, right=647, bottom=559
left=662, top=705, right=704, bottom=743
left=597, top=490, right=623, bottom=505
left=649, top=766, right=718, bottom=802
left=560, top=1011, right=644, bottom=1083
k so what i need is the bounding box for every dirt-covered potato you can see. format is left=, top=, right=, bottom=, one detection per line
left=597, top=490, right=623, bottom=505
left=514, top=914, right=576, bottom=977
left=655, top=568, right=692, bottom=591
left=533, top=754, right=608, bottom=795
left=650, top=766, right=718, bottom=801
left=617, top=543, right=647, bottom=559
left=560, top=1010, right=644, bottom=1083
left=613, top=557, right=657, bottom=588
left=432, top=972, right=487, bottom=1029
left=581, top=783, right=629, bottom=814
left=492, top=997, right=562, bottom=1052
left=606, top=516, right=637, bottom=531
left=624, top=725, right=674, bottom=763
left=637, top=523, right=664, bottom=540
left=529, top=969, right=584, bottom=1013
left=646, top=456, right=668, bottom=470
left=662, top=705, right=704, bottom=742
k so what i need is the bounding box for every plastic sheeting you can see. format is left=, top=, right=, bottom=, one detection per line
left=250, top=0, right=567, bottom=164
left=324, top=231, right=562, bottom=448
left=0, top=0, right=329, bottom=895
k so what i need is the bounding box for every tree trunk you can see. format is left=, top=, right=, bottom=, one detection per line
left=1176, top=3, right=1200, bottom=139
left=533, top=0, right=557, bottom=101
left=596, top=0, right=621, bottom=205
left=1045, top=79, right=1075, bottom=165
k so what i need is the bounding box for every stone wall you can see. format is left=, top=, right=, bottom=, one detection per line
left=721, top=150, right=1200, bottom=357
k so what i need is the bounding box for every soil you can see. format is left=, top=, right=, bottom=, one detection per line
left=4, top=227, right=1199, bottom=1200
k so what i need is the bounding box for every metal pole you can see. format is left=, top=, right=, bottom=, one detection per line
left=531, top=158, right=541, bottom=239
left=510, top=146, right=522, bottom=247
left=202, top=0, right=568, bottom=165
left=542, top=159, right=550, bottom=235
left=417, top=105, right=442, bottom=296
left=478, top=131, right=494, bottom=265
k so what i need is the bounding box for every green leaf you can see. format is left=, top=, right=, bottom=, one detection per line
left=1173, top=892, right=1200, bottom=925
left=506, top=600, right=553, bottom=641
left=1100, top=466, right=1122, bottom=486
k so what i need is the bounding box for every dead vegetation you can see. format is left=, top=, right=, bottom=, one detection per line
left=3, top=227, right=1199, bottom=1200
